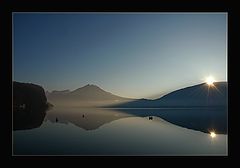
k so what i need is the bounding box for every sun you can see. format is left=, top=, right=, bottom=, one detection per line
left=205, top=76, right=215, bottom=86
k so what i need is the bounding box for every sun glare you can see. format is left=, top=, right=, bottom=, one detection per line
left=210, top=131, right=216, bottom=138
left=205, top=76, right=215, bottom=86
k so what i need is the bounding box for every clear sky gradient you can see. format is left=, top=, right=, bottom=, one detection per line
left=13, top=13, right=227, bottom=99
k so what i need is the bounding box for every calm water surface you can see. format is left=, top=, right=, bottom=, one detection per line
left=13, top=107, right=227, bottom=155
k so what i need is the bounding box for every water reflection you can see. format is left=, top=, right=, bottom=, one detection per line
left=13, top=107, right=47, bottom=131
left=14, top=116, right=227, bottom=155
left=111, top=107, right=227, bottom=134
left=45, top=107, right=227, bottom=134
left=45, top=107, right=133, bottom=130
left=14, top=107, right=227, bottom=155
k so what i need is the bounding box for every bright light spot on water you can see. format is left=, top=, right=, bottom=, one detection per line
left=210, top=131, right=216, bottom=138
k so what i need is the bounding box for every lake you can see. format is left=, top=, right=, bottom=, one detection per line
left=13, top=107, right=227, bottom=155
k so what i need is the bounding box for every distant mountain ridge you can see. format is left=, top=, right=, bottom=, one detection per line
left=45, top=82, right=227, bottom=133
left=110, top=82, right=228, bottom=108
left=47, top=82, right=227, bottom=108
left=47, top=84, right=133, bottom=107
left=48, top=84, right=129, bottom=100
left=155, top=82, right=227, bottom=106
left=107, top=82, right=228, bottom=134
left=69, top=84, right=126, bottom=100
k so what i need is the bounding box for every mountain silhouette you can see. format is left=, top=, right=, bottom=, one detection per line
left=111, top=82, right=227, bottom=108
left=13, top=81, right=49, bottom=130
left=47, top=84, right=133, bottom=107
left=107, top=82, right=228, bottom=134
left=69, top=84, right=128, bottom=100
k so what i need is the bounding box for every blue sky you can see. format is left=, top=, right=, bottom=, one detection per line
left=13, top=13, right=227, bottom=99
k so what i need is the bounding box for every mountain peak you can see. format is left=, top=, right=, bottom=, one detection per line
left=69, top=84, right=114, bottom=97
left=47, top=83, right=131, bottom=103
left=84, top=84, right=99, bottom=88
left=79, top=84, right=103, bottom=91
